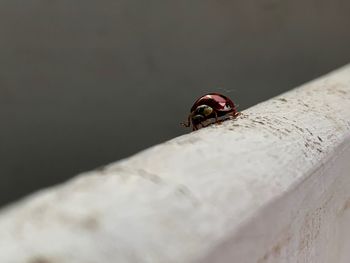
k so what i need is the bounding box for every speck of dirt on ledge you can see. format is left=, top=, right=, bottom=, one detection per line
left=28, top=257, right=53, bottom=263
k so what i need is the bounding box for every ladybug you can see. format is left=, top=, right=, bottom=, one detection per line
left=181, top=93, right=239, bottom=131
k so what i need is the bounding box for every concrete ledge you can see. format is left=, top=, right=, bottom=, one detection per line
left=0, top=65, right=350, bottom=263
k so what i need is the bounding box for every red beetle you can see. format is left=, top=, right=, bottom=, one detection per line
left=181, top=93, right=239, bottom=131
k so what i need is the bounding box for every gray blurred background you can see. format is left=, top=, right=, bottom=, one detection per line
left=1, top=0, right=350, bottom=207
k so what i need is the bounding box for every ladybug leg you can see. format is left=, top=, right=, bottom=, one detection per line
left=181, top=114, right=191, bottom=127
left=214, top=111, right=223, bottom=125
left=228, top=110, right=240, bottom=119
left=214, top=111, right=218, bottom=122
left=233, top=111, right=241, bottom=118
left=232, top=104, right=240, bottom=118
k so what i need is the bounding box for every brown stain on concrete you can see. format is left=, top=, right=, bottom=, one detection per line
left=175, top=184, right=200, bottom=206
left=339, top=198, right=350, bottom=215
left=298, top=193, right=334, bottom=255
left=15, top=201, right=101, bottom=236
left=173, top=136, right=201, bottom=146
left=228, top=111, right=328, bottom=151
left=81, top=216, right=100, bottom=231
left=257, top=234, right=292, bottom=263
left=28, top=257, right=54, bottom=263
left=278, top=98, right=288, bottom=102
left=137, top=169, right=162, bottom=184
left=299, top=209, right=322, bottom=252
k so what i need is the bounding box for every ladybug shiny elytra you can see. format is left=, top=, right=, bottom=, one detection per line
left=181, top=93, right=239, bottom=131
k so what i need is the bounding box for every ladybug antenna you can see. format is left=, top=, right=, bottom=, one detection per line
left=216, top=87, right=236, bottom=94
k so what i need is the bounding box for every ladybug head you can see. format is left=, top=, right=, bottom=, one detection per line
left=182, top=93, right=239, bottom=131
left=191, top=105, right=213, bottom=125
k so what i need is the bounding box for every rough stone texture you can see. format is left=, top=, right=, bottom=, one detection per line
left=0, top=65, right=350, bottom=263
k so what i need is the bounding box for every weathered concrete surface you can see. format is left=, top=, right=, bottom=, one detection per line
left=3, top=0, right=350, bottom=208
left=0, top=65, right=349, bottom=263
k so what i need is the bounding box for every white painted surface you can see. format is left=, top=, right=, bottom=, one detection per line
left=0, top=66, right=350, bottom=263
